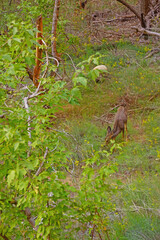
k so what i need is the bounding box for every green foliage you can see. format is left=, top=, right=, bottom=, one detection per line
left=72, top=53, right=108, bottom=87
left=0, top=9, right=120, bottom=240
left=1, top=1, right=160, bottom=239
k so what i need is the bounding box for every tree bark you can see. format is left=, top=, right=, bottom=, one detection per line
left=132, top=26, right=160, bottom=37
left=51, top=0, right=61, bottom=63
left=33, top=15, right=43, bottom=87
left=141, top=0, right=150, bottom=16
left=116, top=0, right=141, bottom=20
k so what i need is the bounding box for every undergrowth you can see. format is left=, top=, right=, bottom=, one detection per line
left=59, top=40, right=160, bottom=239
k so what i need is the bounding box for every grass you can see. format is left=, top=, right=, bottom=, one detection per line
left=59, top=40, right=160, bottom=239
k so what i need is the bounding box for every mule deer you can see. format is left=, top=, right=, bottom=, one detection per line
left=105, top=105, right=127, bottom=144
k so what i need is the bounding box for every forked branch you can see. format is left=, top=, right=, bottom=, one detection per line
left=132, top=26, right=160, bottom=37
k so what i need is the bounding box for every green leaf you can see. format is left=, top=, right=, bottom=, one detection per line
left=19, top=169, right=27, bottom=178
left=2, top=54, right=12, bottom=61
left=13, top=38, right=21, bottom=43
left=7, top=170, right=15, bottom=187
left=37, top=172, right=49, bottom=180
left=71, top=87, right=81, bottom=99
left=19, top=180, right=29, bottom=191
left=73, top=77, right=87, bottom=87
left=8, top=65, right=16, bottom=75
left=14, top=142, right=19, bottom=151
left=32, top=140, right=38, bottom=148
left=93, top=58, right=99, bottom=65
left=88, top=69, right=100, bottom=81
left=27, top=29, right=34, bottom=36
left=13, top=27, right=18, bottom=35
left=8, top=39, right=12, bottom=47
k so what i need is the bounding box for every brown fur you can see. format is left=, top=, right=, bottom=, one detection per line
left=105, top=106, right=127, bottom=144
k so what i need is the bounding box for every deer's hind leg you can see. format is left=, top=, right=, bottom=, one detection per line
left=124, top=123, right=127, bottom=141
left=121, top=128, right=124, bottom=139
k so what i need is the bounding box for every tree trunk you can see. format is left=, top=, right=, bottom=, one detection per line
left=141, top=0, right=150, bottom=16
left=140, top=0, right=150, bottom=39
left=51, top=0, right=61, bottom=63
left=33, top=15, right=43, bottom=87
left=116, top=0, right=141, bottom=20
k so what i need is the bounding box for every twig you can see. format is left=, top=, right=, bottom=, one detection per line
left=97, top=231, right=103, bottom=240
left=148, top=91, right=160, bottom=101
left=64, top=53, right=77, bottom=71
left=95, top=208, right=110, bottom=240
left=20, top=85, right=33, bottom=93
left=47, top=56, right=59, bottom=67
left=54, top=70, right=63, bottom=80
left=94, top=116, right=112, bottom=124
left=91, top=224, right=96, bottom=240
left=35, top=147, right=49, bottom=176
left=145, top=48, right=160, bottom=58
left=93, top=15, right=136, bottom=23
left=108, top=104, right=120, bottom=112
left=63, top=33, right=78, bottom=52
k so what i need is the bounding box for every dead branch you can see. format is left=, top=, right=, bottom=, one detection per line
left=93, top=15, right=136, bottom=23
left=145, top=48, right=160, bottom=58
left=24, top=207, right=38, bottom=230
left=64, top=53, right=77, bottom=71
left=24, top=82, right=46, bottom=152
left=116, top=0, right=141, bottom=20
left=132, top=26, right=160, bottom=37
left=148, top=91, right=160, bottom=101
left=94, top=116, right=112, bottom=124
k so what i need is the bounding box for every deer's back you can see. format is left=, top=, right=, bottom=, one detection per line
left=114, top=106, right=127, bottom=129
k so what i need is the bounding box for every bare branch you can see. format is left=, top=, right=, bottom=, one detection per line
left=35, top=147, right=49, bottom=176
left=24, top=207, right=38, bottom=230
left=47, top=56, right=60, bottom=67
left=64, top=53, right=77, bottom=71
left=24, top=97, right=32, bottom=148
left=145, top=48, right=160, bottom=58
left=116, top=0, right=141, bottom=20
left=132, top=26, right=160, bottom=37
left=24, top=82, right=46, bottom=152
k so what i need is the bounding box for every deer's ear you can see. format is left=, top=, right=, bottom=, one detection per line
left=107, top=126, right=111, bottom=134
